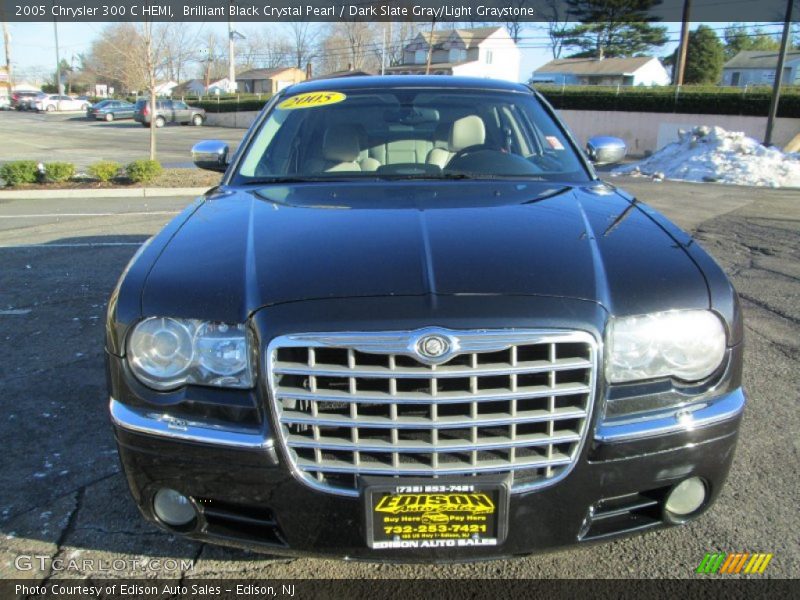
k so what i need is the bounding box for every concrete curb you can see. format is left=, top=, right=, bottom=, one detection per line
left=0, top=187, right=210, bottom=200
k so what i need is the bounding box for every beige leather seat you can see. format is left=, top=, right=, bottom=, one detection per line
left=368, top=139, right=434, bottom=166
left=307, top=124, right=380, bottom=173
left=426, top=115, right=486, bottom=169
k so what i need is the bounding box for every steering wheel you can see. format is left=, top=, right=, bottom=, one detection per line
left=449, top=144, right=497, bottom=162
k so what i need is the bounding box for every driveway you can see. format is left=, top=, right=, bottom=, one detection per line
left=0, top=111, right=243, bottom=170
left=0, top=180, right=797, bottom=581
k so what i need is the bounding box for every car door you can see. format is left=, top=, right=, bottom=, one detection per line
left=60, top=96, right=76, bottom=110
left=172, top=101, right=190, bottom=123
left=157, top=100, right=173, bottom=123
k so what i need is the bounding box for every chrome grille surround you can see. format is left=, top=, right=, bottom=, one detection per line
left=266, top=328, right=598, bottom=497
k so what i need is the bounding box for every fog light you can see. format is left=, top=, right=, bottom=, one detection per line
left=665, top=477, right=706, bottom=517
left=153, top=488, right=196, bottom=526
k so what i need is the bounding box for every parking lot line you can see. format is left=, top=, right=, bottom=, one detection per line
left=0, top=242, right=144, bottom=248
left=0, top=211, right=180, bottom=219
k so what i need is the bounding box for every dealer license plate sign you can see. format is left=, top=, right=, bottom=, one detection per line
left=363, top=477, right=509, bottom=550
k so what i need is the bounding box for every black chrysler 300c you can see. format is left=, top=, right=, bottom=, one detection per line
left=106, top=76, right=745, bottom=560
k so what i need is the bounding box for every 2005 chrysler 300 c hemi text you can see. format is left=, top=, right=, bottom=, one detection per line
left=106, top=76, right=745, bottom=560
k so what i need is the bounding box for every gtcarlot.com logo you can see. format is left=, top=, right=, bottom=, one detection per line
left=696, top=552, right=773, bottom=574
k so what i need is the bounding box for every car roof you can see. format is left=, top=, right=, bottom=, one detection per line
left=283, top=75, right=531, bottom=96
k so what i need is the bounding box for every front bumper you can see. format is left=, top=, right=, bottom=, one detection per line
left=110, top=388, right=745, bottom=561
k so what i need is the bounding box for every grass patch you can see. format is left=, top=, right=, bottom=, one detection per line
left=0, top=168, right=222, bottom=191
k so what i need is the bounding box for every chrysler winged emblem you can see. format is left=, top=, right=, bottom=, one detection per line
left=416, top=334, right=452, bottom=362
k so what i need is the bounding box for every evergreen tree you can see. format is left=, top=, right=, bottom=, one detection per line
left=679, top=25, right=725, bottom=84
left=723, top=24, right=780, bottom=60
left=556, top=0, right=669, bottom=58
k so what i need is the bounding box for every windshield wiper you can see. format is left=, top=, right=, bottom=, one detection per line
left=242, top=175, right=362, bottom=185
left=372, top=172, right=477, bottom=181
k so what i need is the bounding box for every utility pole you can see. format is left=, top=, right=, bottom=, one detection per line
left=227, top=2, right=245, bottom=94
left=673, top=0, right=692, bottom=85
left=381, top=25, right=386, bottom=75
left=53, top=18, right=62, bottom=110
left=425, top=20, right=435, bottom=75
left=227, top=7, right=235, bottom=93
left=765, top=0, right=794, bottom=147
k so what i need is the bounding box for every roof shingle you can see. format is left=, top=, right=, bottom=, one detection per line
left=723, top=50, right=800, bottom=69
left=535, top=56, right=657, bottom=76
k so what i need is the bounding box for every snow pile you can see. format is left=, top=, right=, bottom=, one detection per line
left=612, top=125, right=800, bottom=188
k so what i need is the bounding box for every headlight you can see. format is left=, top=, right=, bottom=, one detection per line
left=606, top=310, right=726, bottom=383
left=127, top=317, right=253, bottom=390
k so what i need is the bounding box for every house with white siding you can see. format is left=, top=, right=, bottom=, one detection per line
left=385, top=27, right=521, bottom=83
left=722, top=51, right=800, bottom=86
left=532, top=57, right=670, bottom=86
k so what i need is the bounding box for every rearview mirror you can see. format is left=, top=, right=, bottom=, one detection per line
left=191, top=140, right=229, bottom=173
left=586, top=136, right=627, bottom=165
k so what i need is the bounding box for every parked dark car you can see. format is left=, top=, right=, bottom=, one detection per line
left=11, top=91, right=44, bottom=110
left=107, top=76, right=745, bottom=562
left=88, top=99, right=135, bottom=121
left=133, top=98, right=205, bottom=127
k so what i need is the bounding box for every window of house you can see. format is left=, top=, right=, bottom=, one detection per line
left=731, top=72, right=740, bottom=86
left=486, top=51, right=493, bottom=64
left=450, top=49, right=467, bottom=63
left=414, top=50, right=426, bottom=64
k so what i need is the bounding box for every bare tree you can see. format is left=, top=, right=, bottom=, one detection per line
left=319, top=21, right=379, bottom=73
left=162, top=23, right=198, bottom=83
left=84, top=19, right=167, bottom=159
left=84, top=23, right=150, bottom=93
left=197, top=32, right=227, bottom=89
left=287, top=22, right=317, bottom=69
left=1, top=18, right=12, bottom=90
left=316, top=32, right=349, bottom=75
left=541, top=0, right=570, bottom=59
left=239, top=27, right=292, bottom=70
left=384, top=22, right=425, bottom=67
left=504, top=0, right=530, bottom=43
left=142, top=19, right=159, bottom=160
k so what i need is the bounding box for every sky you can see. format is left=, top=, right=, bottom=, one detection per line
left=2, top=20, right=788, bottom=85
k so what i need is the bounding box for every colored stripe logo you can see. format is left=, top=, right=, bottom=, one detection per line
left=696, top=552, right=773, bottom=574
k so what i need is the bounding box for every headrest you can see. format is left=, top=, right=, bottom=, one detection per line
left=323, top=125, right=361, bottom=163
left=449, top=115, right=486, bottom=152
left=432, top=122, right=451, bottom=149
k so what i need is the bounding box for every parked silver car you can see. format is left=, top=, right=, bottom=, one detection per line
left=34, top=95, right=90, bottom=112
left=133, top=98, right=205, bottom=127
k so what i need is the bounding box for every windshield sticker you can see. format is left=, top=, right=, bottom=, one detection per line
left=278, top=91, right=346, bottom=110
left=545, top=136, right=565, bottom=150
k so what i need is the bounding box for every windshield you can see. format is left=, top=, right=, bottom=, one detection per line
left=232, top=88, right=589, bottom=184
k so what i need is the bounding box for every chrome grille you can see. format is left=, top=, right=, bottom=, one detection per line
left=267, top=329, right=596, bottom=496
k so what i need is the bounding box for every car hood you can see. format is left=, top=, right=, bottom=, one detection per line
left=141, top=181, right=709, bottom=322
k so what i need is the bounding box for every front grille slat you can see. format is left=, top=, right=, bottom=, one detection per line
left=269, top=329, right=596, bottom=496
left=273, top=357, right=592, bottom=378
left=287, top=431, right=581, bottom=452
left=275, top=382, right=591, bottom=405
left=279, top=406, right=587, bottom=429
left=295, top=453, right=573, bottom=475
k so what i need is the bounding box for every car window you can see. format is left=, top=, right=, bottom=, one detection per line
left=234, top=88, right=589, bottom=184
left=173, top=101, right=188, bottom=109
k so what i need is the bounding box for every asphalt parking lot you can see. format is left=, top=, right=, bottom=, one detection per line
left=0, top=179, right=798, bottom=580
left=0, top=111, right=243, bottom=170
